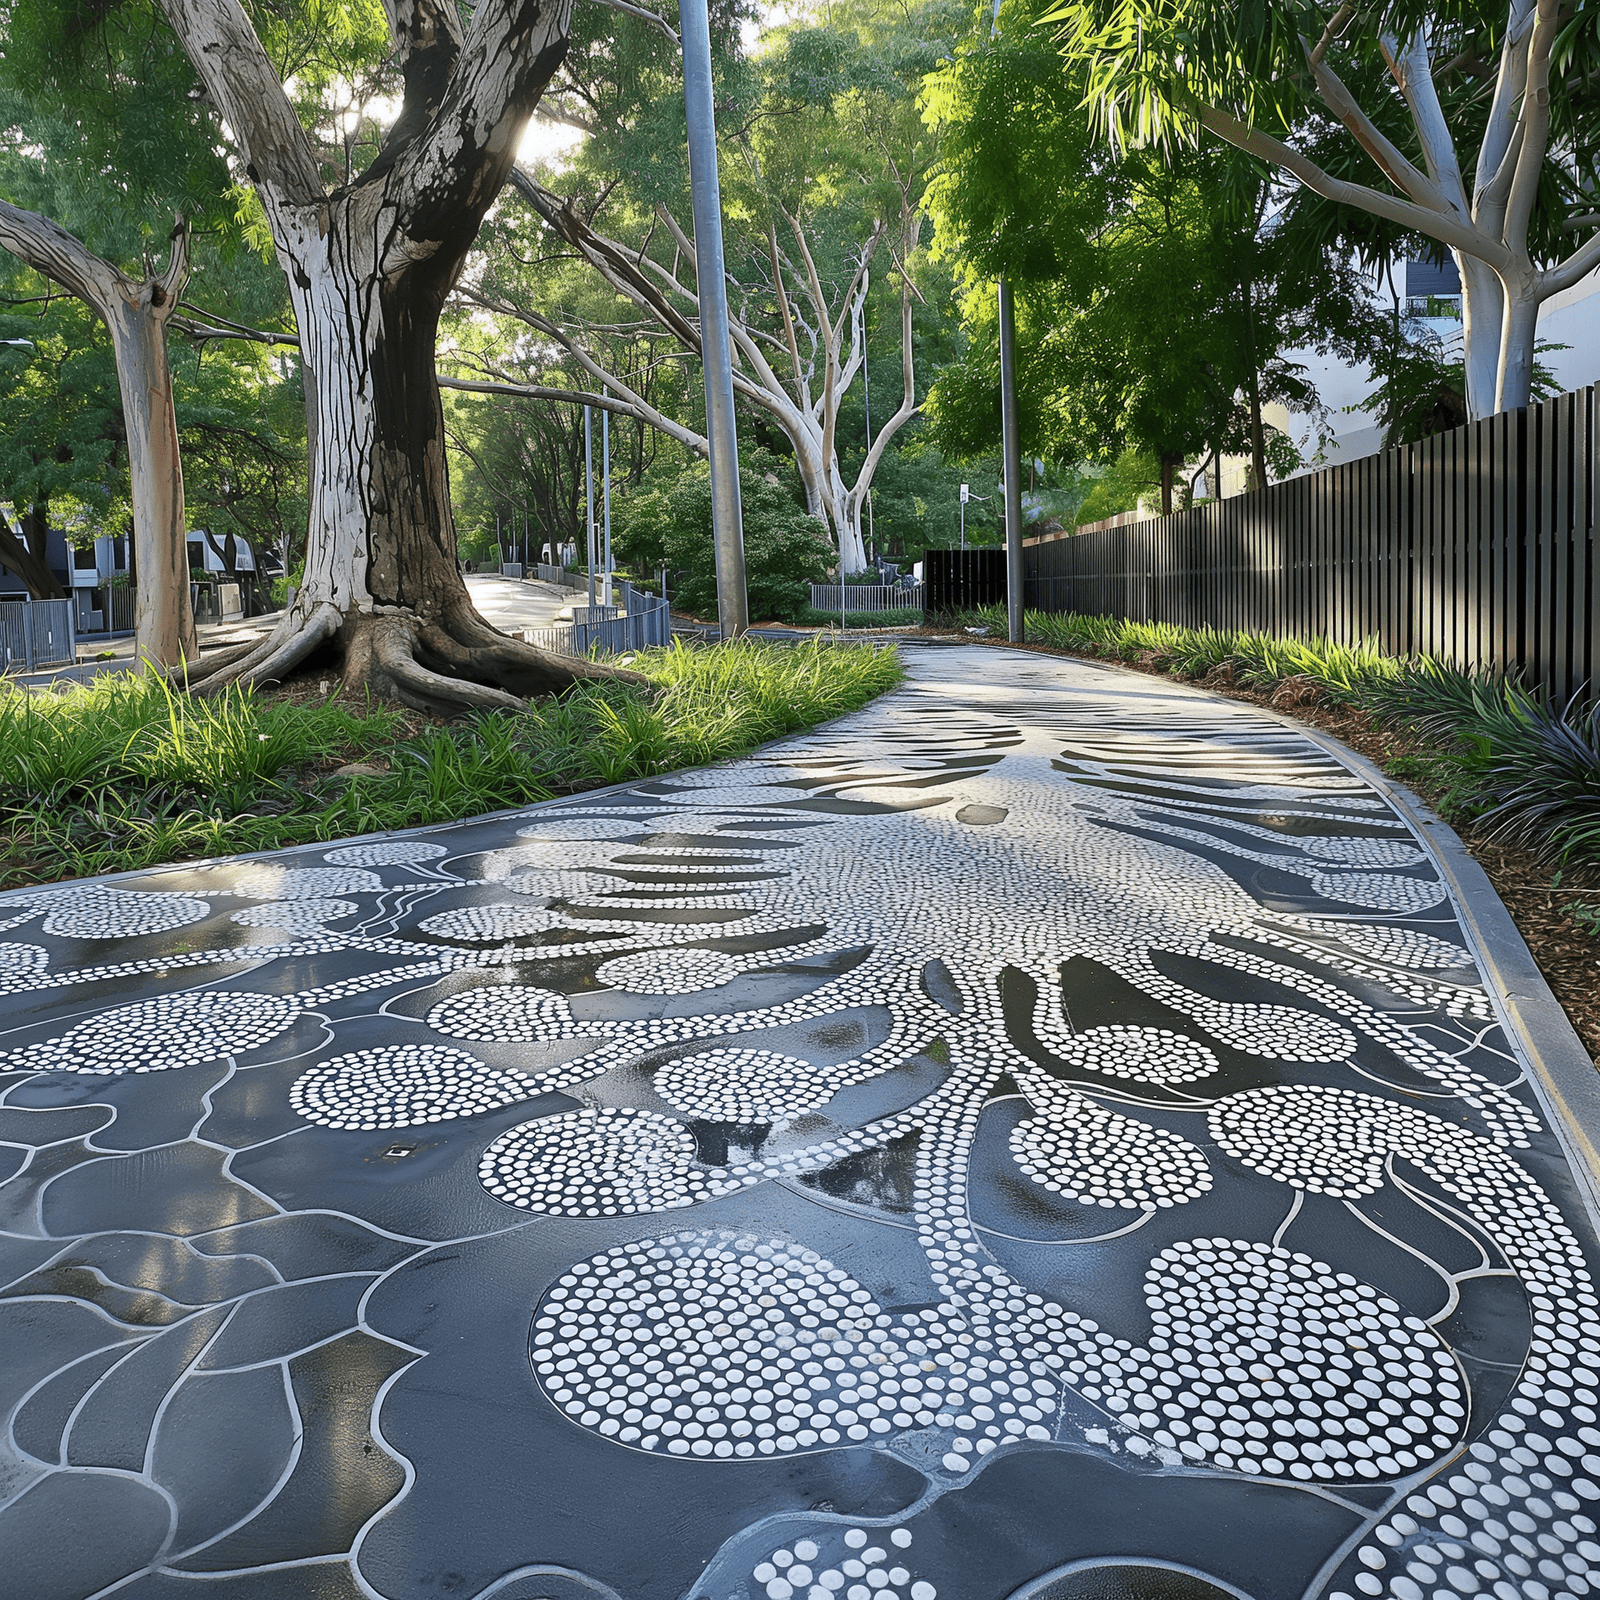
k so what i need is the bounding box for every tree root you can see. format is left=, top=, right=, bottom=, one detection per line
left=170, top=598, right=648, bottom=715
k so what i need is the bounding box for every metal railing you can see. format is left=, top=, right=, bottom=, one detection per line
left=533, top=563, right=585, bottom=590
left=0, top=597, right=77, bottom=672
left=809, top=582, right=924, bottom=614
left=521, top=580, right=672, bottom=658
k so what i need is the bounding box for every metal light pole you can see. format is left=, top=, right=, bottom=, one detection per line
left=998, top=278, right=1024, bottom=643
left=960, top=482, right=968, bottom=551
left=602, top=398, right=613, bottom=609
left=680, top=0, right=748, bottom=638
left=584, top=404, right=597, bottom=610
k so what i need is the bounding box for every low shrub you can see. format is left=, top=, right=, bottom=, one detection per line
left=797, top=606, right=925, bottom=628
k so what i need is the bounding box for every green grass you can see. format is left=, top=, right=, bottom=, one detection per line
left=959, top=604, right=1600, bottom=868
left=0, top=638, right=903, bottom=888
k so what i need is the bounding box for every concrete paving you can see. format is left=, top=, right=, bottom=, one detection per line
left=2, top=645, right=1598, bottom=1600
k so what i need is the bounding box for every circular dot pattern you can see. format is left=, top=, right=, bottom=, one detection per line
left=228, top=866, right=382, bottom=900
left=482, top=1108, right=704, bottom=1214
left=290, top=1044, right=533, bottom=1130
left=598, top=948, right=742, bottom=995
left=418, top=904, right=565, bottom=942
left=323, top=840, right=449, bottom=866
left=1054, top=1025, right=1218, bottom=1085
left=39, top=887, right=208, bottom=940
left=654, top=1049, right=830, bottom=1121
left=232, top=897, right=359, bottom=932
left=1011, top=1072, right=1212, bottom=1208
left=19, top=990, right=299, bottom=1075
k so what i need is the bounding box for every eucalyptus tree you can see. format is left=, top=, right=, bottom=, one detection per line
left=0, top=38, right=208, bottom=665
left=1052, top=0, right=1600, bottom=416
left=923, top=10, right=1381, bottom=509
left=468, top=0, right=959, bottom=573
left=125, top=0, right=639, bottom=710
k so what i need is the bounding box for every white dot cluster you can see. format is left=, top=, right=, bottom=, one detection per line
left=417, top=903, right=565, bottom=943
left=1298, top=837, right=1427, bottom=868
left=231, top=897, right=359, bottom=933
left=1208, top=1081, right=1600, bottom=1589
left=654, top=1050, right=830, bottom=1122
left=323, top=840, right=449, bottom=866
left=516, top=816, right=641, bottom=840
left=504, top=870, right=617, bottom=900
left=1105, top=1238, right=1464, bottom=1479
left=481, top=1108, right=707, bottom=1214
left=1302, top=921, right=1473, bottom=971
left=290, top=1044, right=534, bottom=1130
left=5, top=990, right=299, bottom=1075
left=1011, top=1072, right=1212, bottom=1209
left=1052, top=1025, right=1218, bottom=1085
left=597, top=948, right=742, bottom=995
left=227, top=865, right=383, bottom=900
left=749, top=1526, right=934, bottom=1600
left=529, top=1231, right=1055, bottom=1461
left=0, top=942, right=46, bottom=978
left=34, top=886, right=208, bottom=940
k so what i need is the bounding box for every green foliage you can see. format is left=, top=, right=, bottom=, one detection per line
left=1048, top=0, right=1600, bottom=280
left=0, top=639, right=904, bottom=885
left=610, top=450, right=834, bottom=623
left=922, top=3, right=1388, bottom=483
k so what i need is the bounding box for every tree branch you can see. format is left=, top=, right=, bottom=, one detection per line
left=0, top=198, right=126, bottom=314
left=156, top=0, right=324, bottom=202
left=1303, top=38, right=1451, bottom=210
left=1502, top=0, right=1560, bottom=260
left=589, top=0, right=678, bottom=48
left=1190, top=100, right=1511, bottom=268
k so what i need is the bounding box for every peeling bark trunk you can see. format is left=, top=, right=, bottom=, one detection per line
left=0, top=201, right=196, bottom=666
left=160, top=0, right=645, bottom=710
left=111, top=288, right=197, bottom=667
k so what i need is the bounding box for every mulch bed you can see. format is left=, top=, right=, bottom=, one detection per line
left=918, top=627, right=1600, bottom=1067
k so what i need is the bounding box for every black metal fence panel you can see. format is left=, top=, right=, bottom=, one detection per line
left=924, top=548, right=1008, bottom=615
left=1022, top=384, right=1600, bottom=700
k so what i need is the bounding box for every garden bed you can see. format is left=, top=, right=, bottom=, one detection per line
left=0, top=638, right=903, bottom=889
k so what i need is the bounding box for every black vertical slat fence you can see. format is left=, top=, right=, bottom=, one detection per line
left=1022, top=383, right=1600, bottom=703
left=924, top=548, right=1009, bottom=615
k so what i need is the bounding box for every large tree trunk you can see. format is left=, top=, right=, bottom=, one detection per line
left=162, top=0, right=643, bottom=712
left=1456, top=254, right=1505, bottom=420
left=0, top=502, right=66, bottom=599
left=0, top=202, right=197, bottom=666
left=1495, top=274, right=1542, bottom=412
left=110, top=285, right=198, bottom=667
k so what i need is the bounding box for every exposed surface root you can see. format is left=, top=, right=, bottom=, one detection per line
left=173, top=598, right=647, bottom=715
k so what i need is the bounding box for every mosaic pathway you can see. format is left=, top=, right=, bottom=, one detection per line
left=2, top=646, right=1598, bottom=1600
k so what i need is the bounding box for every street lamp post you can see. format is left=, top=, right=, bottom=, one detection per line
left=998, top=279, right=1024, bottom=644
left=679, top=0, right=748, bottom=638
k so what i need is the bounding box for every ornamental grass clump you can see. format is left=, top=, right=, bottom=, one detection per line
left=0, top=638, right=903, bottom=888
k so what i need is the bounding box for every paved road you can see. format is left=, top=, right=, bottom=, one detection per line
left=12, top=575, right=576, bottom=687
left=2, top=646, right=1598, bottom=1600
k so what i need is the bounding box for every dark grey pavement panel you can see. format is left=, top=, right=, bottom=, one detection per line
left=2, top=646, right=1599, bottom=1600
